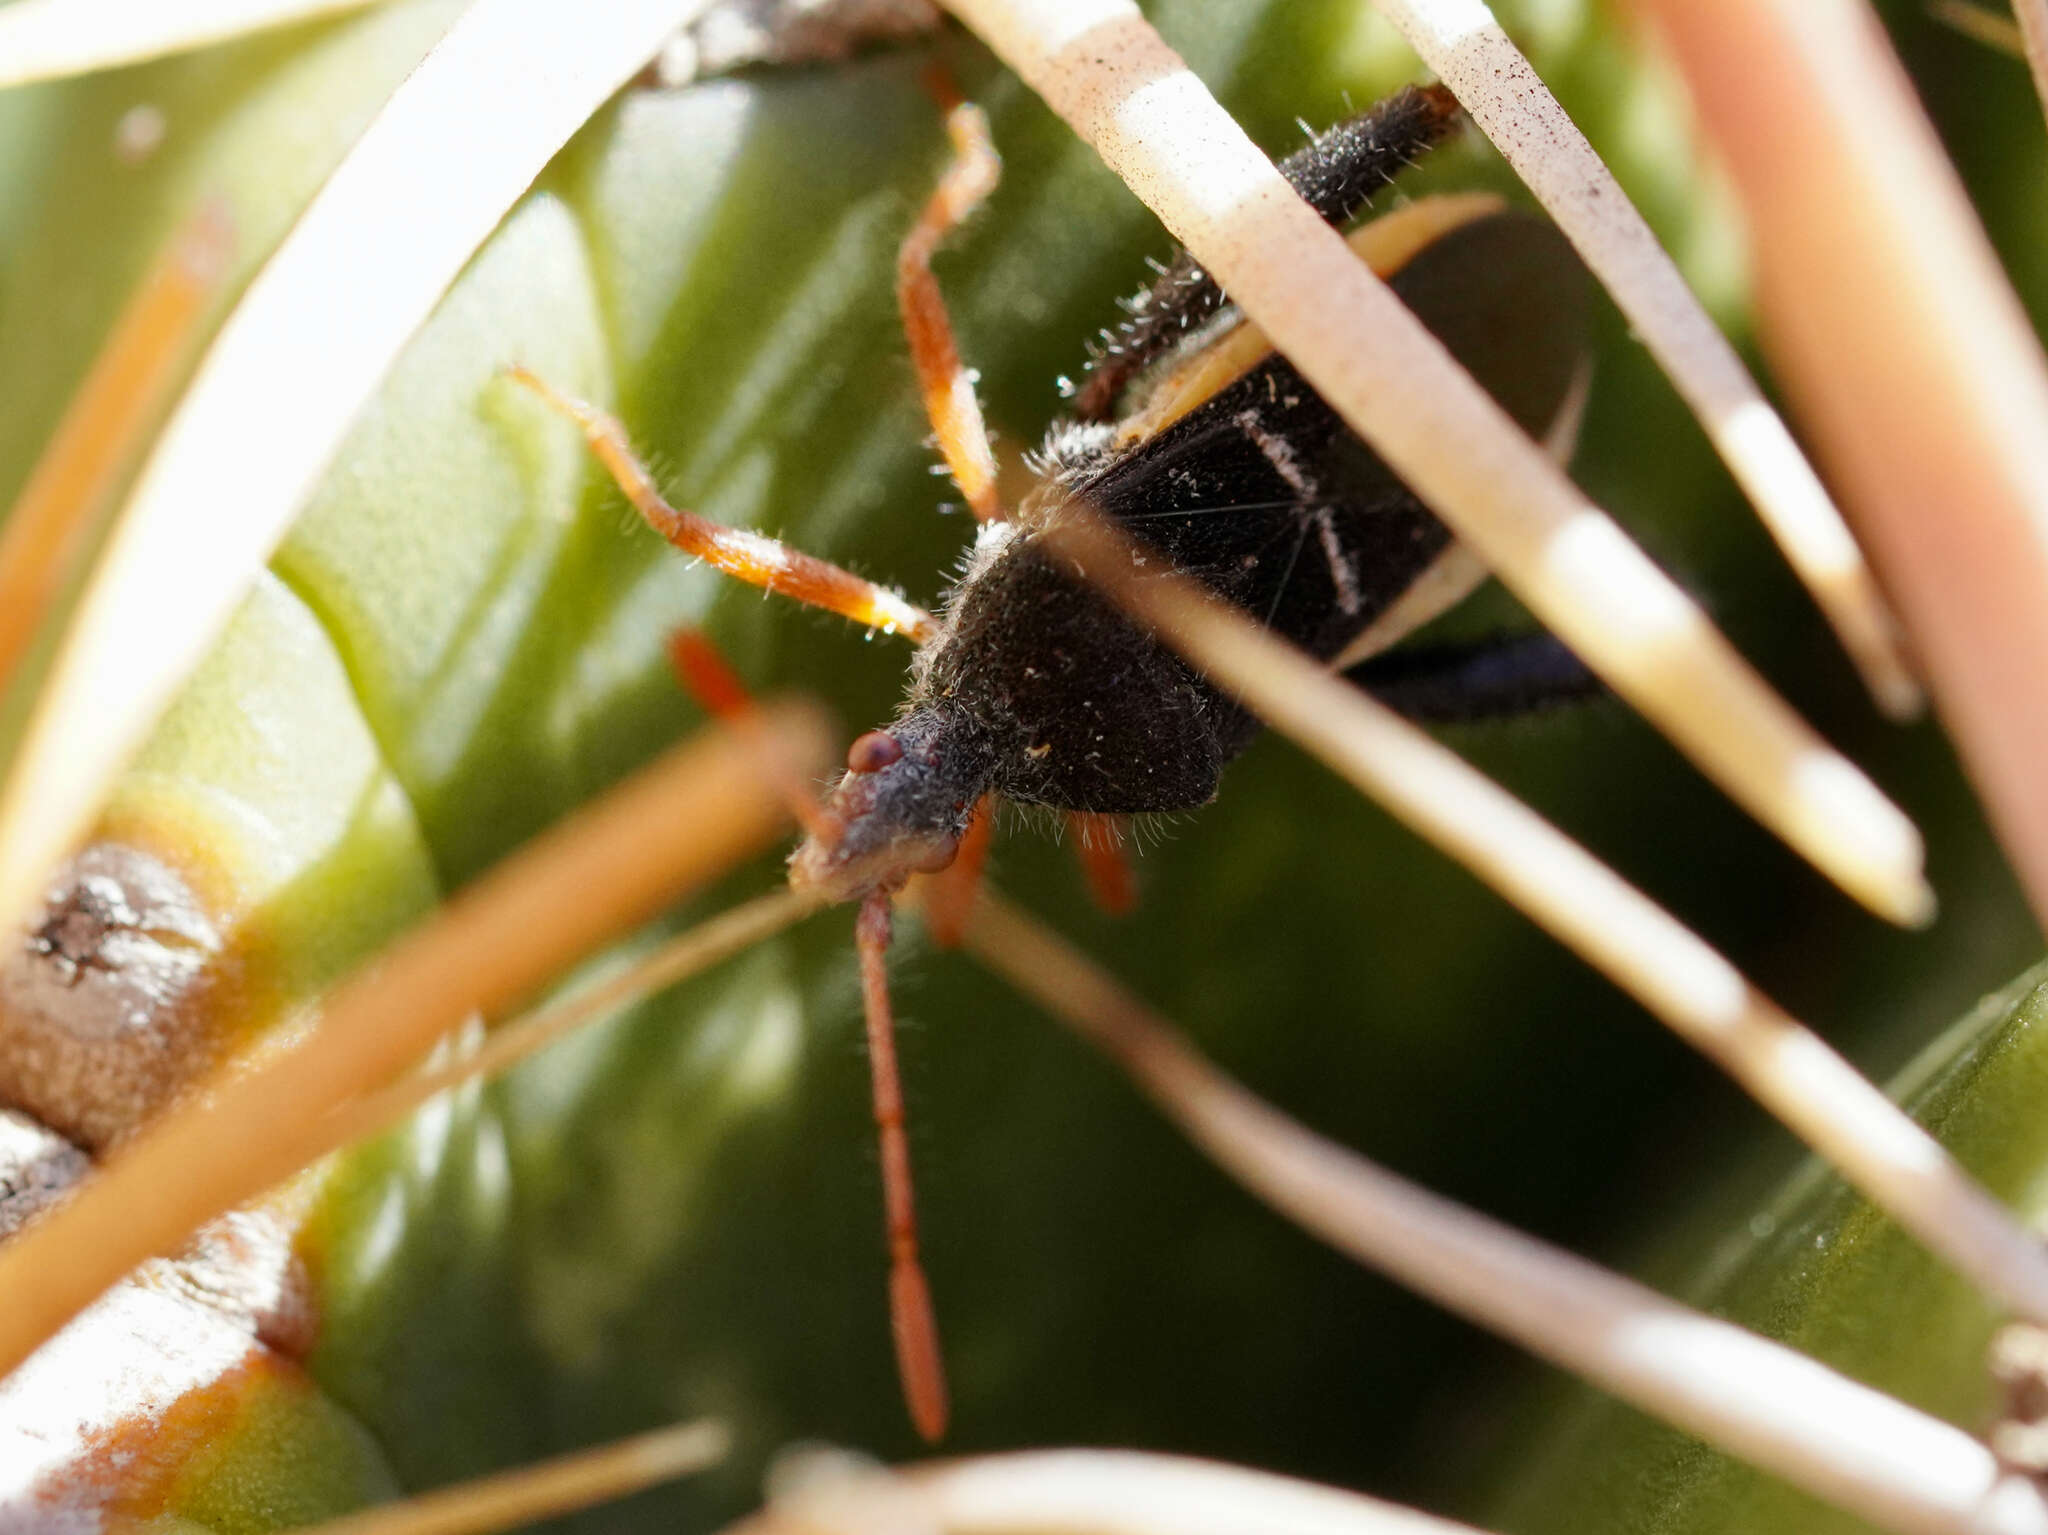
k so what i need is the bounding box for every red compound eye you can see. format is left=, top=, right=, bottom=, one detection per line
left=846, top=730, right=904, bottom=774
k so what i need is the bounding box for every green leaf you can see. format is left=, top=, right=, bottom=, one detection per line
left=1496, top=962, right=2048, bottom=1534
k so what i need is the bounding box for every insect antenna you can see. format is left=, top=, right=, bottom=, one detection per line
left=857, top=890, right=951, bottom=1443
left=665, top=626, right=952, bottom=1442
left=666, top=630, right=845, bottom=846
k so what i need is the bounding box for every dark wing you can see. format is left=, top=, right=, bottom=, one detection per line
left=1072, top=85, right=1465, bottom=420
left=1074, top=209, right=1592, bottom=666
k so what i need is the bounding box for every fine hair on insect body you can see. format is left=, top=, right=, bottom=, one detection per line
left=516, top=74, right=1605, bottom=1444
left=18, top=6, right=2048, bottom=1530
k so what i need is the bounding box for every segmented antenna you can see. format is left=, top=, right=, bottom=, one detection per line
left=665, top=628, right=950, bottom=1442
left=857, top=892, right=950, bottom=1442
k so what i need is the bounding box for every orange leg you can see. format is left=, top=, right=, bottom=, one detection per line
left=897, top=99, right=1005, bottom=525
left=856, top=892, right=950, bottom=1442
left=1070, top=811, right=1139, bottom=916
left=522, top=86, right=1009, bottom=1446
left=664, top=630, right=844, bottom=847
left=921, top=794, right=997, bottom=948
left=508, top=367, right=938, bottom=644
left=670, top=630, right=951, bottom=1441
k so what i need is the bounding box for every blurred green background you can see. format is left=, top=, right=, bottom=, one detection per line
left=1, top=1, right=2045, bottom=1530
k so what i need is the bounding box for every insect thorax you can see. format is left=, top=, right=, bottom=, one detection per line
left=909, top=357, right=1453, bottom=815
left=795, top=208, right=1590, bottom=898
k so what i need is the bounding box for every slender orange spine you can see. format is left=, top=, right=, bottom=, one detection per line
left=0, top=202, right=232, bottom=695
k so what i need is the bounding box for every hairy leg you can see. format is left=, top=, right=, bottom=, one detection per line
left=507, top=367, right=937, bottom=642
left=897, top=93, right=1005, bottom=522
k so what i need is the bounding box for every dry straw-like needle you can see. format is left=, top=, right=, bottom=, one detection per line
left=1044, top=510, right=2048, bottom=1330
left=1928, top=0, right=2028, bottom=55
left=323, top=887, right=821, bottom=1159
left=0, top=202, right=232, bottom=699
left=731, top=1448, right=1497, bottom=1535
left=935, top=0, right=1932, bottom=929
left=0, top=0, right=394, bottom=88
left=1368, top=0, right=1918, bottom=719
left=289, top=1420, right=730, bottom=1535
left=1640, top=0, right=2048, bottom=935
left=2010, top=0, right=2048, bottom=109
left=957, top=889, right=2048, bottom=1535
left=0, top=0, right=716, bottom=940
left=0, top=704, right=830, bottom=1383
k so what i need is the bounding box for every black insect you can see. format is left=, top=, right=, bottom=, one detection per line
left=521, top=80, right=1598, bottom=1443
left=790, top=84, right=1595, bottom=903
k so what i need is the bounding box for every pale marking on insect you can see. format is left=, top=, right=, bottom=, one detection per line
left=1233, top=406, right=1359, bottom=616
